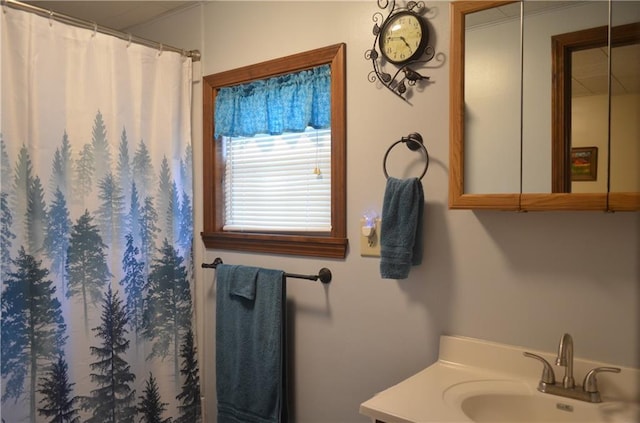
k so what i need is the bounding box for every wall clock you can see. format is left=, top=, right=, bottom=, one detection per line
left=379, top=11, right=428, bottom=65
left=366, top=0, right=441, bottom=102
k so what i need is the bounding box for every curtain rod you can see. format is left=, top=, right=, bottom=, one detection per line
left=2, top=0, right=201, bottom=61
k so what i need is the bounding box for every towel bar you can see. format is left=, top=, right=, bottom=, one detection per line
left=202, top=257, right=332, bottom=284
left=383, top=132, right=429, bottom=180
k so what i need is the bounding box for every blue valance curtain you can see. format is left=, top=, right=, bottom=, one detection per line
left=215, top=64, right=331, bottom=138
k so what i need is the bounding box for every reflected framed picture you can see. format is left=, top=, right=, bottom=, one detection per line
left=571, top=147, right=598, bottom=181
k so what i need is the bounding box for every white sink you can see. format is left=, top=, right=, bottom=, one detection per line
left=360, top=336, right=640, bottom=423
left=443, top=379, right=615, bottom=422
left=462, top=393, right=600, bottom=422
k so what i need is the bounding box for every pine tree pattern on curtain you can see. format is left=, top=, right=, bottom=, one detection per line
left=1, top=7, right=200, bottom=423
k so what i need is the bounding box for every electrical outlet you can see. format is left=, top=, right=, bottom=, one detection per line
left=360, top=218, right=381, bottom=257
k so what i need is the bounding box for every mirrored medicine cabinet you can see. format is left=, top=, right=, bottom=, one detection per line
left=449, top=0, right=640, bottom=211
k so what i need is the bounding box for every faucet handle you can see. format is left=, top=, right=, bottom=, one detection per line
left=582, top=366, right=621, bottom=393
left=524, top=352, right=556, bottom=384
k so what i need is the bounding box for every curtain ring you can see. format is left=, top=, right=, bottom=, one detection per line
left=91, top=22, right=97, bottom=37
left=158, top=43, right=164, bottom=56
left=127, top=33, right=132, bottom=48
left=48, top=10, right=54, bottom=26
left=382, top=132, right=429, bottom=180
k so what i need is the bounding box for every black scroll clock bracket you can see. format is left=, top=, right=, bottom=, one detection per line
left=366, top=0, right=443, bottom=103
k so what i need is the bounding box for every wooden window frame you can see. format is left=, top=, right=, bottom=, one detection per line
left=201, top=43, right=347, bottom=258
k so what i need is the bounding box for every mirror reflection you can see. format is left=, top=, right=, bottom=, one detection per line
left=610, top=2, right=640, bottom=193
left=569, top=45, right=609, bottom=194
left=610, top=42, right=640, bottom=193
left=464, top=2, right=521, bottom=194
left=522, top=0, right=610, bottom=194
left=456, top=0, right=640, bottom=210
left=551, top=21, right=640, bottom=194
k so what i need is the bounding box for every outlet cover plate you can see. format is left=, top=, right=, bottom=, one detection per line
left=360, top=218, right=381, bottom=257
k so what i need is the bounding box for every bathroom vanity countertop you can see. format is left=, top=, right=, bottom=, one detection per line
left=359, top=335, right=640, bottom=423
left=360, top=359, right=497, bottom=423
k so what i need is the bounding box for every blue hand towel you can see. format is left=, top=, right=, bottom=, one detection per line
left=229, top=265, right=260, bottom=300
left=216, top=264, right=288, bottom=423
left=380, top=177, right=424, bottom=279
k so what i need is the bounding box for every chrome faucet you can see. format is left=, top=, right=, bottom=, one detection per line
left=556, top=333, right=575, bottom=389
left=524, top=333, right=621, bottom=403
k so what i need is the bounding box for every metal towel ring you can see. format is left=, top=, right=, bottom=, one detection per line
left=382, top=132, right=429, bottom=180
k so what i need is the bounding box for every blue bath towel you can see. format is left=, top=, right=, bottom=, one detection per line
left=380, top=177, right=424, bottom=279
left=216, top=264, right=288, bottom=423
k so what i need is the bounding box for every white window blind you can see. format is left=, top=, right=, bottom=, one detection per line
left=223, top=127, right=331, bottom=232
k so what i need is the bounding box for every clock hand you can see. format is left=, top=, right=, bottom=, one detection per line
left=386, top=36, right=411, bottom=49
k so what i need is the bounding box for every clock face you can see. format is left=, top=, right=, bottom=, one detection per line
left=379, top=11, right=427, bottom=65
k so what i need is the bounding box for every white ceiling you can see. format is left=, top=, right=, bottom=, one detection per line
left=25, top=1, right=197, bottom=31
left=572, top=44, right=640, bottom=97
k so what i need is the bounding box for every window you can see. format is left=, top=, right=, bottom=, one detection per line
left=202, top=44, right=347, bottom=258
left=223, top=128, right=332, bottom=232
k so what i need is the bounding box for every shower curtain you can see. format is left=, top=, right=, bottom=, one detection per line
left=1, top=7, right=200, bottom=423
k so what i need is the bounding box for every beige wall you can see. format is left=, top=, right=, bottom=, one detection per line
left=571, top=94, right=609, bottom=193
left=571, top=93, right=640, bottom=193
left=132, top=2, right=639, bottom=422
left=611, top=94, right=640, bottom=192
